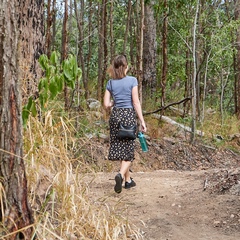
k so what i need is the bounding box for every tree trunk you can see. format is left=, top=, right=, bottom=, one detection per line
left=235, top=0, right=240, bottom=118
left=0, top=1, right=34, bottom=239
left=109, top=0, right=114, bottom=59
left=97, top=0, right=107, bottom=102
left=184, top=39, right=191, bottom=116
left=87, top=0, right=93, bottom=82
left=45, top=0, right=52, bottom=58
left=123, top=1, right=132, bottom=54
left=191, top=0, right=200, bottom=143
left=143, top=0, right=157, bottom=99
left=75, top=0, right=88, bottom=99
left=161, top=0, right=168, bottom=106
left=52, top=0, right=57, bottom=50
left=138, top=0, right=144, bottom=104
left=17, top=0, right=44, bottom=104
left=62, top=0, right=69, bottom=110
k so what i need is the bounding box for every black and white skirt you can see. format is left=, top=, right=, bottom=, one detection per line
left=108, top=107, right=136, bottom=161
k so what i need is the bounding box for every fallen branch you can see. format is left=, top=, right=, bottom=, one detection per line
left=144, top=96, right=192, bottom=115
left=153, top=114, right=204, bottom=136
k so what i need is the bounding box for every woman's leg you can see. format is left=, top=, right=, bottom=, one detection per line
left=119, top=160, right=131, bottom=182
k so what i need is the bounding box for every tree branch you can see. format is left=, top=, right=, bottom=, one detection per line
left=144, top=96, right=192, bottom=115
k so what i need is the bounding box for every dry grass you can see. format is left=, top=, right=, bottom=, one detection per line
left=22, top=111, right=143, bottom=240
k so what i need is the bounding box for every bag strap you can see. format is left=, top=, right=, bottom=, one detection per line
left=110, top=80, right=121, bottom=121
left=110, top=80, right=115, bottom=102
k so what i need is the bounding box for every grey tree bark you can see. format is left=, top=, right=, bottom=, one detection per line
left=143, top=0, right=157, bottom=99
left=191, top=0, right=200, bottom=143
left=235, top=0, right=240, bottom=118
left=0, top=1, right=34, bottom=239
left=17, top=0, right=44, bottom=104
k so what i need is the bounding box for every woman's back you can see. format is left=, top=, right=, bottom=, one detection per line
left=107, top=76, right=138, bottom=108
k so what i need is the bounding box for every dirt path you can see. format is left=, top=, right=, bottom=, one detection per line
left=86, top=170, right=240, bottom=240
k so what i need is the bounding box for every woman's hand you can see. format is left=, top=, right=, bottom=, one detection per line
left=140, top=121, right=147, bottom=133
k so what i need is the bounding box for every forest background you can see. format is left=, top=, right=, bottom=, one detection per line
left=0, top=0, right=240, bottom=239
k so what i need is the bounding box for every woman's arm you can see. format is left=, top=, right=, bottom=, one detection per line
left=132, top=86, right=147, bottom=132
left=103, top=90, right=114, bottom=109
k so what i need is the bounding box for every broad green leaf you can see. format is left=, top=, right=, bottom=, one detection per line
left=38, top=78, right=48, bottom=92
left=63, top=60, right=73, bottom=80
left=50, top=51, right=58, bottom=65
left=22, top=106, right=30, bottom=128
left=49, top=79, right=59, bottom=100
left=27, top=97, right=33, bottom=110
left=56, top=75, right=64, bottom=92
left=39, top=54, right=49, bottom=70
left=31, top=101, right=37, bottom=117
left=39, top=90, right=48, bottom=109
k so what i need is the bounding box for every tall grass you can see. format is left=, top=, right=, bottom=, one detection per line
left=23, top=111, right=142, bottom=240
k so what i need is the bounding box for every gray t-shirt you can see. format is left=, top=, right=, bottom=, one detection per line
left=106, top=76, right=138, bottom=108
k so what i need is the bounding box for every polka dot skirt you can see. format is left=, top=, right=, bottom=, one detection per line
left=108, top=107, right=136, bottom=161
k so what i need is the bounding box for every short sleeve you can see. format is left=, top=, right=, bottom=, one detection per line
left=132, top=77, right=138, bottom=88
left=106, top=80, right=111, bottom=92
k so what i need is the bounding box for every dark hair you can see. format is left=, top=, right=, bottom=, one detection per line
left=107, top=54, right=128, bottom=79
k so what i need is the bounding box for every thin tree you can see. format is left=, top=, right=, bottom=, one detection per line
left=46, top=0, right=52, bottom=57
left=109, top=0, right=114, bottom=59
left=97, top=0, right=107, bottom=101
left=123, top=1, right=132, bottom=54
left=74, top=0, right=88, bottom=99
left=191, top=0, right=200, bottom=143
left=62, top=0, right=69, bottom=109
left=138, top=0, right=144, bottom=104
left=0, top=1, right=34, bottom=239
left=52, top=0, right=57, bottom=51
left=161, top=0, right=168, bottom=106
left=234, top=0, right=240, bottom=118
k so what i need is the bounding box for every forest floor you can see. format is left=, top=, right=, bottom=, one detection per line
left=82, top=129, right=240, bottom=240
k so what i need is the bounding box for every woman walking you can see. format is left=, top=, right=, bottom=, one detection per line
left=103, top=54, right=147, bottom=193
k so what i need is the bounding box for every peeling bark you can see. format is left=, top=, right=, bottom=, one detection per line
left=143, top=0, right=157, bottom=98
left=0, top=1, right=34, bottom=239
left=17, top=0, right=44, bottom=104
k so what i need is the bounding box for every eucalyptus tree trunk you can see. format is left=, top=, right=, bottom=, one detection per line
left=130, top=1, right=138, bottom=71
left=0, top=1, right=34, bottom=238
left=184, top=39, right=191, bottom=116
left=18, top=0, right=44, bottom=104
left=201, top=48, right=211, bottom=122
left=143, top=0, right=157, bottom=99
left=97, top=0, right=107, bottom=101
left=62, top=0, right=69, bottom=109
left=220, top=67, right=230, bottom=125
left=138, top=0, right=144, bottom=104
left=109, top=0, right=114, bottom=59
left=52, top=0, right=57, bottom=51
left=191, top=0, right=200, bottom=143
left=46, top=0, right=57, bottom=56
left=46, top=0, right=52, bottom=58
left=161, top=0, right=168, bottom=106
left=87, top=0, right=93, bottom=82
left=123, top=1, right=132, bottom=54
left=235, top=0, right=240, bottom=118
left=97, top=1, right=103, bottom=101
left=74, top=0, right=88, bottom=99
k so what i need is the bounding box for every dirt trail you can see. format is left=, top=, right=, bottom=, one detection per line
left=86, top=170, right=240, bottom=240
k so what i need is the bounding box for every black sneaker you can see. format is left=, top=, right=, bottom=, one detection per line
left=125, top=178, right=136, bottom=189
left=114, top=173, right=123, bottom=193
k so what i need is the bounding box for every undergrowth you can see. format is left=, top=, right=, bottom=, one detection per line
left=22, top=111, right=143, bottom=240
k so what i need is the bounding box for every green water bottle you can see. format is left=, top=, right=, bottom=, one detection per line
left=138, top=132, right=148, bottom=152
